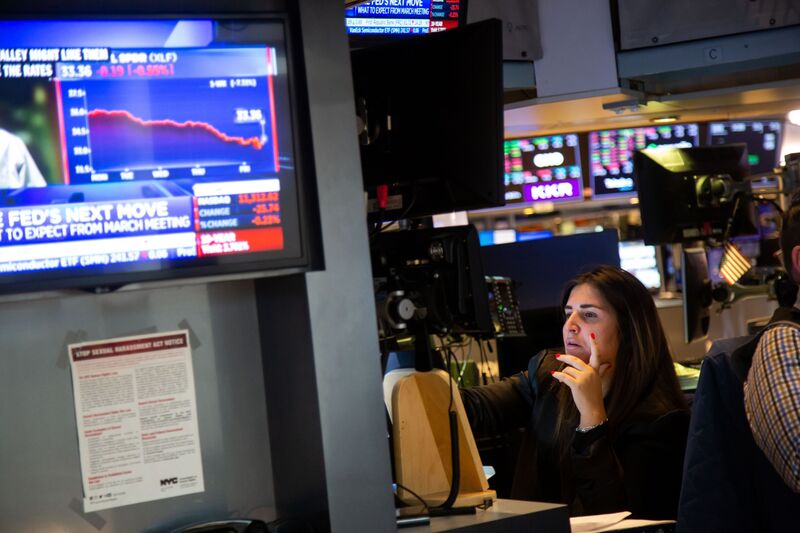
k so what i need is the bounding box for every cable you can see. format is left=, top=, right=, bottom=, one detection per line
left=395, top=482, right=431, bottom=512
left=439, top=336, right=464, bottom=386
left=369, top=188, right=419, bottom=240
left=477, top=339, right=496, bottom=383
left=437, top=342, right=460, bottom=510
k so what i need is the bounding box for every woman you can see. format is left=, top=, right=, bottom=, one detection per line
left=462, top=265, right=689, bottom=519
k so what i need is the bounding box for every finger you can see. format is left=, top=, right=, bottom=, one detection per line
left=559, top=365, right=582, bottom=380
left=588, top=332, right=600, bottom=370
left=598, top=363, right=611, bottom=377
left=555, top=353, right=589, bottom=371
left=550, top=370, right=577, bottom=385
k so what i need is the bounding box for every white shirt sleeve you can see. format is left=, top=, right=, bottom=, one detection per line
left=0, top=129, right=47, bottom=188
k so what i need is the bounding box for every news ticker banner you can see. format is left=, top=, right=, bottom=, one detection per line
left=346, top=0, right=461, bottom=35
left=0, top=179, right=285, bottom=274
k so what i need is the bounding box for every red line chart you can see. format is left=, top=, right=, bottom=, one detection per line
left=87, top=109, right=266, bottom=150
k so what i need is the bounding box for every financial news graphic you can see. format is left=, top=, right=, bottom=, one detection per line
left=345, top=0, right=463, bottom=36
left=57, top=48, right=280, bottom=184
left=0, top=27, right=301, bottom=281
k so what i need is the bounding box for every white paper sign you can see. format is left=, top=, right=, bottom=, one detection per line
left=69, top=330, right=204, bottom=512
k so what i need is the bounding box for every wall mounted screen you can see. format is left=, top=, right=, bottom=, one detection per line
left=0, top=18, right=317, bottom=294
left=503, top=134, right=583, bottom=206
left=618, top=240, right=661, bottom=290
left=589, top=123, right=699, bottom=198
left=345, top=0, right=466, bottom=38
left=707, top=120, right=782, bottom=175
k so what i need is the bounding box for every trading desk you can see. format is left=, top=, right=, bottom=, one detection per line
left=402, top=499, right=569, bottom=532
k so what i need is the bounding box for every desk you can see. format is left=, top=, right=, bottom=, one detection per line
left=403, top=499, right=569, bottom=532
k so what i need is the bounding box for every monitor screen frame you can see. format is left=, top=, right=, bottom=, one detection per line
left=0, top=7, right=322, bottom=295
left=354, top=18, right=504, bottom=222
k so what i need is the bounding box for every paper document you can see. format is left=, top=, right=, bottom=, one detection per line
left=571, top=511, right=676, bottom=532
left=69, top=330, right=204, bottom=512
left=570, top=512, right=631, bottom=532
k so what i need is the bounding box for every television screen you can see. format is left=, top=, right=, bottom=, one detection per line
left=707, top=120, right=782, bottom=174
left=503, top=134, right=583, bottom=205
left=478, top=229, right=516, bottom=246
left=618, top=240, right=661, bottom=291
left=0, top=18, right=318, bottom=294
left=345, top=0, right=466, bottom=40
left=589, top=123, right=700, bottom=198
left=353, top=19, right=504, bottom=221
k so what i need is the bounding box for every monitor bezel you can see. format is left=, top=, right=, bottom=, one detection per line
left=0, top=5, right=323, bottom=295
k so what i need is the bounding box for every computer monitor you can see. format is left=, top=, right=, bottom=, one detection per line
left=352, top=19, right=504, bottom=221
left=682, top=247, right=712, bottom=344
left=707, top=120, right=782, bottom=175
left=479, top=230, right=620, bottom=311
left=503, top=133, right=583, bottom=206
left=589, top=123, right=700, bottom=199
left=0, top=16, right=320, bottom=295
left=619, top=240, right=661, bottom=291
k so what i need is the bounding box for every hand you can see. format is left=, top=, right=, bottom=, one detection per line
left=551, top=332, right=611, bottom=428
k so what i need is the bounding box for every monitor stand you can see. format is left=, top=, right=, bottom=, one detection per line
left=391, top=369, right=496, bottom=508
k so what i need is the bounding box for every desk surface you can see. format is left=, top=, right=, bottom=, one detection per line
left=402, top=499, right=569, bottom=532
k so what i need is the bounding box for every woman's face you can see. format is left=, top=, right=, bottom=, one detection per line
left=562, top=283, right=620, bottom=372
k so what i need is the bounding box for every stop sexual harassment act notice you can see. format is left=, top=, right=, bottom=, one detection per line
left=69, top=330, right=204, bottom=512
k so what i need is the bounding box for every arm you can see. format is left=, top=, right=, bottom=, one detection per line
left=460, top=372, right=533, bottom=438
left=570, top=409, right=689, bottom=519
left=745, top=326, right=800, bottom=493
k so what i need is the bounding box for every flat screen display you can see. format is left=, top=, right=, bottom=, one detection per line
left=0, top=18, right=316, bottom=294
left=708, top=120, right=782, bottom=174
left=504, top=134, right=583, bottom=205
left=589, top=124, right=699, bottom=198
left=479, top=230, right=620, bottom=311
left=618, top=240, right=661, bottom=290
left=345, top=0, right=465, bottom=38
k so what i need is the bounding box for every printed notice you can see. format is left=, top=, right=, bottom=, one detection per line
left=69, top=330, right=204, bottom=512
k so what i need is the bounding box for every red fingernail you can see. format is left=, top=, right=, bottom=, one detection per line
left=590, top=333, right=596, bottom=340
left=549, top=370, right=555, bottom=376
left=554, top=353, right=561, bottom=358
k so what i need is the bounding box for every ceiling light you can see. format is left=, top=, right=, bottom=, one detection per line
left=651, top=116, right=679, bottom=124
left=788, top=109, right=800, bottom=126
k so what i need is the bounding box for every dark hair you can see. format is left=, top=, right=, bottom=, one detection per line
left=780, top=190, right=800, bottom=280
left=550, top=265, right=686, bottom=449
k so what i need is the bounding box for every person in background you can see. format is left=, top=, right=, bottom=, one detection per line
left=744, top=191, right=800, bottom=494
left=0, top=127, right=47, bottom=188
left=462, top=265, right=689, bottom=519
left=677, top=192, right=800, bottom=533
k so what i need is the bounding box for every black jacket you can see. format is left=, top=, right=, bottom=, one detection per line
left=461, top=351, right=689, bottom=519
left=677, top=306, right=800, bottom=532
